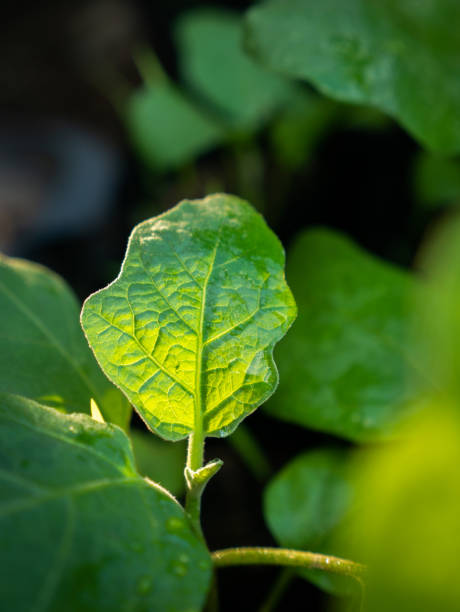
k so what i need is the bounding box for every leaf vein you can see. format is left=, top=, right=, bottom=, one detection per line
left=32, top=498, right=75, bottom=612
left=136, top=254, right=198, bottom=335
left=92, top=309, right=194, bottom=397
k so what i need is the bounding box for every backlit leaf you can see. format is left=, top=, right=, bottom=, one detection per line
left=0, top=394, right=211, bottom=612
left=245, top=0, right=460, bottom=153
left=81, top=194, right=296, bottom=440
left=0, top=256, right=130, bottom=428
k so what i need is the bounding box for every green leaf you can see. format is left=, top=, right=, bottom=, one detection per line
left=269, top=90, right=339, bottom=171
left=130, top=430, right=186, bottom=497
left=245, top=0, right=460, bottom=153
left=414, top=216, right=460, bottom=401
left=336, top=403, right=460, bottom=612
left=264, top=448, right=356, bottom=595
left=125, top=82, right=224, bottom=171
left=413, top=152, right=460, bottom=210
left=0, top=256, right=130, bottom=428
left=0, top=394, right=211, bottom=612
left=265, top=228, right=425, bottom=442
left=81, top=194, right=296, bottom=441
left=175, top=8, right=296, bottom=130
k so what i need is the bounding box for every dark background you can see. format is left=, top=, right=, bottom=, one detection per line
left=0, top=1, right=429, bottom=609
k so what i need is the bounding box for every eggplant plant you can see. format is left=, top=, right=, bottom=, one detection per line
left=0, top=194, right=366, bottom=612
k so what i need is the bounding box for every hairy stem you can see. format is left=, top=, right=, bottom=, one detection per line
left=187, top=431, right=204, bottom=472
left=185, top=432, right=205, bottom=540
left=212, top=547, right=365, bottom=580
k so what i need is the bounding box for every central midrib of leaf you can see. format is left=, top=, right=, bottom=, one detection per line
left=192, top=228, right=222, bottom=459
left=81, top=195, right=297, bottom=443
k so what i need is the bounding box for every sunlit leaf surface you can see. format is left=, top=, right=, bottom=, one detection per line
left=81, top=194, right=296, bottom=440
left=246, top=0, right=460, bottom=153
left=266, top=228, right=425, bottom=442
left=0, top=256, right=130, bottom=428
left=0, top=394, right=211, bottom=612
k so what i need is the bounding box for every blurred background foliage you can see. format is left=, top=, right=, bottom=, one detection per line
left=2, top=1, right=460, bottom=610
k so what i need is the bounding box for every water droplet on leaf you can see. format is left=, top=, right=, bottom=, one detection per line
left=171, top=560, right=188, bottom=577
left=166, top=516, right=185, bottom=533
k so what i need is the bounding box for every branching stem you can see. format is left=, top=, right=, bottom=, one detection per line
left=212, top=547, right=365, bottom=580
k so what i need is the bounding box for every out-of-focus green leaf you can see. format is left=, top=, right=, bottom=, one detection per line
left=0, top=256, right=130, bottom=428
left=81, top=195, right=296, bottom=441
left=270, top=91, right=390, bottom=171
left=335, top=403, right=460, bottom=612
left=228, top=422, right=271, bottom=482
left=125, top=82, right=224, bottom=171
left=265, top=228, right=425, bottom=442
left=264, top=448, right=356, bottom=595
left=246, top=0, right=460, bottom=154
left=413, top=152, right=460, bottom=210
left=269, top=90, right=338, bottom=170
left=175, top=8, right=296, bottom=130
left=0, top=394, right=211, bottom=612
left=415, top=215, right=460, bottom=401
left=332, top=218, right=460, bottom=610
left=130, top=430, right=186, bottom=497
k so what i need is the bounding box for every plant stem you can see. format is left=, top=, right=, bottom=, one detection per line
left=185, top=431, right=205, bottom=540
left=258, top=568, right=294, bottom=612
left=132, top=44, right=168, bottom=87
left=203, top=573, right=220, bottom=612
left=228, top=423, right=271, bottom=482
left=187, top=431, right=204, bottom=472
left=212, top=547, right=365, bottom=580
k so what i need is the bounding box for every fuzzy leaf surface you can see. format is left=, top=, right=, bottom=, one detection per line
left=0, top=394, right=211, bottom=612
left=246, top=0, right=460, bottom=153
left=0, top=256, right=130, bottom=428
left=266, top=229, right=425, bottom=442
left=81, top=194, right=296, bottom=440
